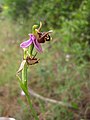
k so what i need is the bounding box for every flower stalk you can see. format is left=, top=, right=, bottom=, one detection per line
left=21, top=63, right=39, bottom=120
left=28, top=44, right=34, bottom=56
left=20, top=40, right=39, bottom=120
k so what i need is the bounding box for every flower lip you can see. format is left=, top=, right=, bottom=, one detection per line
left=37, top=30, right=53, bottom=43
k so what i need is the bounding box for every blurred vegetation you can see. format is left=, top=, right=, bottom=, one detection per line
left=0, top=0, right=90, bottom=120
left=3, top=0, right=90, bottom=60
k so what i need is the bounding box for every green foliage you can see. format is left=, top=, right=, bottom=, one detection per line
left=60, top=0, right=90, bottom=63
left=3, top=0, right=90, bottom=60
left=47, top=105, right=74, bottom=120
left=0, top=0, right=90, bottom=120
left=29, top=0, right=83, bottom=29
left=3, top=0, right=31, bottom=19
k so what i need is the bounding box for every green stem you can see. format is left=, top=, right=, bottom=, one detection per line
left=20, top=83, right=39, bottom=120
left=22, top=63, right=27, bottom=87
left=28, top=44, right=34, bottom=56
left=25, top=90, right=39, bottom=120
left=21, top=62, right=39, bottom=120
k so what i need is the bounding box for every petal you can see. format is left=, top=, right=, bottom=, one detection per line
left=20, top=39, right=33, bottom=48
left=20, top=36, right=33, bottom=48
left=33, top=38, right=43, bottom=53
left=20, top=34, right=35, bottom=48
left=29, top=34, right=36, bottom=40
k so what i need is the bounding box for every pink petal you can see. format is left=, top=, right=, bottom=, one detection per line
left=20, top=34, right=34, bottom=48
left=20, top=39, right=32, bottom=48
left=29, top=34, right=36, bottom=41
left=20, top=38, right=33, bottom=48
left=33, top=38, right=43, bottom=53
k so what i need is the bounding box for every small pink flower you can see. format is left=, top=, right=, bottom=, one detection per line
left=20, top=34, right=42, bottom=53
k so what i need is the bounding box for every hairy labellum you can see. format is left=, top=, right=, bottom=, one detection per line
left=26, top=56, right=39, bottom=65
left=37, top=32, right=51, bottom=43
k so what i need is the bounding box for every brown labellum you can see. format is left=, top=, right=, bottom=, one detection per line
left=26, top=56, right=40, bottom=65
left=37, top=32, right=51, bottom=43
left=36, top=22, right=53, bottom=43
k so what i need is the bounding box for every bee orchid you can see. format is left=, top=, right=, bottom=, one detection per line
left=20, top=22, right=52, bottom=53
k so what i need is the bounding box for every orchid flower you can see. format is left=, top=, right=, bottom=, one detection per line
left=20, top=34, right=42, bottom=53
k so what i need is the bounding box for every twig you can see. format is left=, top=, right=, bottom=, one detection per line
left=28, top=88, right=73, bottom=109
